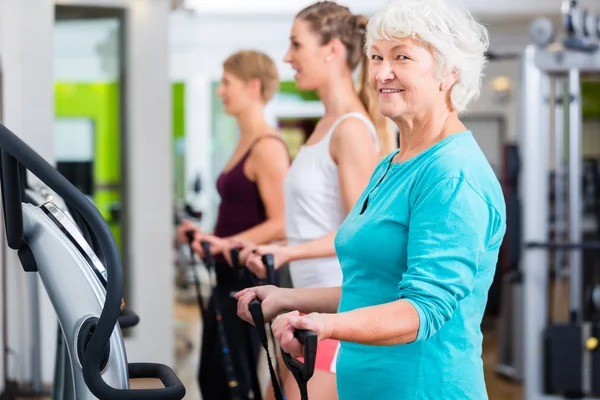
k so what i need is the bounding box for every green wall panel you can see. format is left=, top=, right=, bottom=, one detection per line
left=172, top=83, right=186, bottom=202
left=279, top=81, right=319, bottom=101
left=54, top=81, right=187, bottom=228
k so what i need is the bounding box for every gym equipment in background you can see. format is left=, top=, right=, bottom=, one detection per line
left=0, top=122, right=186, bottom=399
left=495, top=145, right=523, bottom=382
left=519, top=10, right=600, bottom=399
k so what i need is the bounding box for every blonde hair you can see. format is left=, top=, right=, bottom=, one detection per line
left=223, top=50, right=280, bottom=103
left=296, top=1, right=395, bottom=157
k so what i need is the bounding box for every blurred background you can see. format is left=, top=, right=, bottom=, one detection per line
left=1, top=0, right=600, bottom=399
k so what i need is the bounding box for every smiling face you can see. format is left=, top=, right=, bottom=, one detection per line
left=368, top=37, right=456, bottom=120
left=283, top=18, right=332, bottom=91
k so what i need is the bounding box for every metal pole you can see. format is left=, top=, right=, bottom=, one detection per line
left=568, top=67, right=583, bottom=322
left=554, top=78, right=567, bottom=322
left=28, top=275, right=41, bottom=392
left=521, top=45, right=550, bottom=400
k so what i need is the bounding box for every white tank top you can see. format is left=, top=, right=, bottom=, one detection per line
left=284, top=112, right=379, bottom=288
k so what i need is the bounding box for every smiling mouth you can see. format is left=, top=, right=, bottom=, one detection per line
left=380, top=88, right=403, bottom=93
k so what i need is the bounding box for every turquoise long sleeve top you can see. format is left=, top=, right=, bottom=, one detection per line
left=334, top=130, right=506, bottom=399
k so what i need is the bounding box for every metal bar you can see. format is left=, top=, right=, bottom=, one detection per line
left=535, top=49, right=600, bottom=74
left=583, top=322, right=592, bottom=395
left=568, top=67, right=583, bottom=322
left=28, top=275, right=41, bottom=392
left=554, top=78, right=566, bottom=322
left=521, top=44, right=551, bottom=400
left=526, top=241, right=600, bottom=250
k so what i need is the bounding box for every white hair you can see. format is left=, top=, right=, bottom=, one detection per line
left=365, top=0, right=490, bottom=114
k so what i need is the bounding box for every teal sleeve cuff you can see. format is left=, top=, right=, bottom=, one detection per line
left=403, top=298, right=427, bottom=343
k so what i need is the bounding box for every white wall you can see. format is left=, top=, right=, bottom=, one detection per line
left=0, top=0, right=57, bottom=389
left=122, top=0, right=175, bottom=367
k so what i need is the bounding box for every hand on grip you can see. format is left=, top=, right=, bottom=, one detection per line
left=230, top=247, right=245, bottom=280
left=200, top=241, right=214, bottom=267
left=261, top=254, right=276, bottom=285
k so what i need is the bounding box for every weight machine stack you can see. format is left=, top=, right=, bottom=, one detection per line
left=520, top=1, right=600, bottom=399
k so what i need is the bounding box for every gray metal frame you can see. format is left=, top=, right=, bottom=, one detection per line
left=21, top=202, right=129, bottom=399
left=520, top=44, right=600, bottom=400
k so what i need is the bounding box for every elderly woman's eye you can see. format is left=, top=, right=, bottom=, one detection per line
left=371, top=55, right=383, bottom=61
left=397, top=55, right=408, bottom=60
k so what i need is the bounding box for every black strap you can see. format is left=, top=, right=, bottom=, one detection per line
left=248, top=299, right=318, bottom=400
left=249, top=299, right=286, bottom=400
left=231, top=248, right=263, bottom=400
left=185, top=231, right=206, bottom=317
left=200, top=241, right=244, bottom=400
left=260, top=255, right=286, bottom=395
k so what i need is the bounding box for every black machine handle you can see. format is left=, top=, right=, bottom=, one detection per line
left=248, top=297, right=318, bottom=400
left=127, top=363, right=186, bottom=398
left=0, top=123, right=185, bottom=399
left=249, top=299, right=267, bottom=346
left=184, top=230, right=195, bottom=245
left=230, top=247, right=246, bottom=280
left=261, top=254, right=277, bottom=285
left=184, top=230, right=197, bottom=263
left=118, top=307, right=140, bottom=329
left=200, top=241, right=214, bottom=269
left=183, top=230, right=207, bottom=314
left=281, top=329, right=318, bottom=382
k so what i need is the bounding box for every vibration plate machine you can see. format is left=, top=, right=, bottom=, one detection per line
left=0, top=122, right=186, bottom=400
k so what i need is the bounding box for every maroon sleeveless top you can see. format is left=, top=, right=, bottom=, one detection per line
left=213, top=135, right=287, bottom=239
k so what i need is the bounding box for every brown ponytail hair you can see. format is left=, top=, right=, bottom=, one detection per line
left=296, top=2, right=396, bottom=158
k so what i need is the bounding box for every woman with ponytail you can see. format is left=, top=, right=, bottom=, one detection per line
left=232, top=2, right=394, bottom=399
left=239, top=0, right=504, bottom=399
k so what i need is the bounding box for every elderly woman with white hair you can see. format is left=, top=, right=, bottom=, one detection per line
left=236, top=0, right=506, bottom=398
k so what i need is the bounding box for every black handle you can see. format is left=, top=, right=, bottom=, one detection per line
left=281, top=328, right=318, bottom=382
left=184, top=230, right=197, bottom=267
left=230, top=247, right=245, bottom=280
left=84, top=362, right=186, bottom=400
left=118, top=307, right=140, bottom=329
left=0, top=151, right=24, bottom=249
left=200, top=241, right=214, bottom=268
left=261, top=254, right=276, bottom=285
left=128, top=363, right=186, bottom=398
left=248, top=297, right=318, bottom=382
left=184, top=230, right=195, bottom=245
left=249, top=299, right=266, bottom=337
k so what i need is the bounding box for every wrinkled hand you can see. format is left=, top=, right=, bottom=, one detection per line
left=272, top=311, right=331, bottom=358
left=245, top=244, right=292, bottom=279
left=176, top=219, right=201, bottom=245
left=235, top=285, right=288, bottom=325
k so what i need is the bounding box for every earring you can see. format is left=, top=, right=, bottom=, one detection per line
left=326, top=55, right=332, bottom=63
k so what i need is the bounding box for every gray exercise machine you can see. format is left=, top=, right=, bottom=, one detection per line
left=0, top=121, right=186, bottom=400
left=520, top=1, right=600, bottom=399
left=20, top=183, right=141, bottom=399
